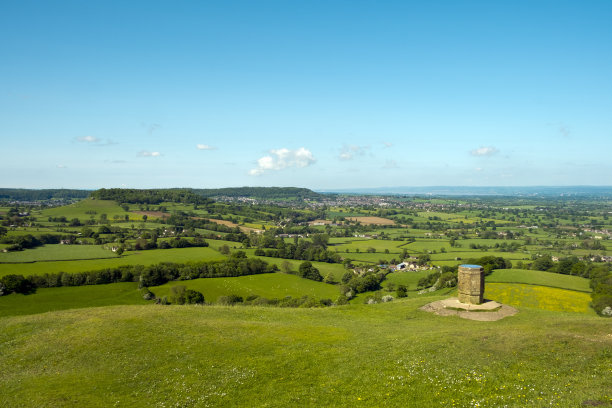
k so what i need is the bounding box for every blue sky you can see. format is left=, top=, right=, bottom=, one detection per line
left=1, top=0, right=611, bottom=189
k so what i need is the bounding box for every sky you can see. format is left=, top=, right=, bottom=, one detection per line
left=1, top=0, right=611, bottom=190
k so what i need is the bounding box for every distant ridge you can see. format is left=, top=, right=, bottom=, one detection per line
left=316, top=186, right=612, bottom=197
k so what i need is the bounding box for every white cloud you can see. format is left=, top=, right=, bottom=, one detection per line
left=249, top=147, right=315, bottom=176
left=138, top=151, right=162, bottom=157
left=196, top=144, right=216, bottom=150
left=470, top=146, right=499, bottom=157
left=383, top=142, right=393, bottom=148
left=77, top=135, right=100, bottom=143
left=339, top=145, right=368, bottom=161
left=56, top=164, right=67, bottom=168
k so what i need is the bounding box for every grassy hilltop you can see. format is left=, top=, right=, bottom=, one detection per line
left=0, top=300, right=610, bottom=408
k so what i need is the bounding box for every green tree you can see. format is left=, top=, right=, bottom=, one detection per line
left=184, top=289, right=205, bottom=304
left=298, top=261, right=322, bottom=281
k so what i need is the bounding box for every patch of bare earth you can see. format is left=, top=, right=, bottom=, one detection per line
left=193, top=217, right=263, bottom=234
left=347, top=216, right=395, bottom=225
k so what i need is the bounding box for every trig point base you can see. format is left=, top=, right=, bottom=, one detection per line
left=458, top=264, right=484, bottom=305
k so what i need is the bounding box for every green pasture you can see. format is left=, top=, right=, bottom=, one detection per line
left=0, top=282, right=147, bottom=317
left=151, top=273, right=339, bottom=302
left=39, top=199, right=126, bottom=220
left=487, top=269, right=591, bottom=292
left=382, top=270, right=433, bottom=291
left=1, top=301, right=609, bottom=407
left=401, top=239, right=450, bottom=253
left=0, top=247, right=225, bottom=277
left=339, top=252, right=394, bottom=264
left=245, top=253, right=348, bottom=281
left=0, top=244, right=117, bottom=263
left=429, top=251, right=530, bottom=262
left=331, top=239, right=406, bottom=253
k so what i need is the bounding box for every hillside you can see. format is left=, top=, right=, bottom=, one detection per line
left=0, top=300, right=610, bottom=407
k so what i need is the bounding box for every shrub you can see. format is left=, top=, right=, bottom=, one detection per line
left=184, top=289, right=205, bottom=304
left=381, top=295, right=394, bottom=303
left=170, top=285, right=187, bottom=304
left=140, top=287, right=156, bottom=300
left=0, top=274, right=35, bottom=295
left=396, top=285, right=408, bottom=298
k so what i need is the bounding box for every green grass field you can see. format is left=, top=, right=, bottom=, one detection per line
left=0, top=244, right=117, bottom=263
left=487, top=269, right=592, bottom=292
left=39, top=199, right=127, bottom=220
left=382, top=270, right=433, bottom=291
left=0, top=301, right=609, bottom=407
left=151, top=273, right=340, bottom=302
left=0, top=283, right=148, bottom=317
left=0, top=247, right=226, bottom=277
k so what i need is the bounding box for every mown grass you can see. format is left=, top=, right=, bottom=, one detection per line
left=151, top=273, right=340, bottom=302
left=0, top=282, right=148, bottom=317
left=487, top=269, right=591, bottom=292
left=485, top=283, right=593, bottom=314
left=0, top=244, right=117, bottom=263
left=0, top=247, right=226, bottom=277
left=0, top=301, right=609, bottom=407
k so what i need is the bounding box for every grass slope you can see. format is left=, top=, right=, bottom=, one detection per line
left=0, top=283, right=148, bottom=317
left=487, top=269, right=592, bottom=292
left=0, top=247, right=225, bottom=277
left=0, top=301, right=610, bottom=407
left=151, top=273, right=340, bottom=302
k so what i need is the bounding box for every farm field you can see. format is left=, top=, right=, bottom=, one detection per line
left=0, top=282, right=147, bottom=317
left=0, top=300, right=610, bottom=407
left=0, top=244, right=117, bottom=263
left=150, top=272, right=340, bottom=302
left=487, top=269, right=592, bottom=292
left=0, top=247, right=225, bottom=277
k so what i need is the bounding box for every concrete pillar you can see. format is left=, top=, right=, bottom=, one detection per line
left=458, top=264, right=484, bottom=304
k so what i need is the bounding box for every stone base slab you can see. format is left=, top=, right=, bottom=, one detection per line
left=419, top=297, right=518, bottom=321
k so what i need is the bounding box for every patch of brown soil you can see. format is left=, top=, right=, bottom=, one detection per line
left=347, top=216, right=396, bottom=225
left=194, top=217, right=263, bottom=234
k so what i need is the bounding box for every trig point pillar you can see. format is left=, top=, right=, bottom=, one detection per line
left=458, top=264, right=484, bottom=304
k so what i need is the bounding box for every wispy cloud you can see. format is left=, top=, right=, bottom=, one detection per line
left=559, top=124, right=571, bottom=139
left=138, top=151, right=162, bottom=157
left=196, top=144, right=216, bottom=150
left=56, top=164, right=67, bottom=168
left=76, top=135, right=100, bottom=143
left=142, top=123, right=162, bottom=135
left=382, top=159, right=399, bottom=169
left=339, top=144, right=369, bottom=161
left=249, top=147, right=315, bottom=176
left=470, top=146, right=499, bottom=157
left=75, top=135, right=117, bottom=146
left=383, top=142, right=393, bottom=148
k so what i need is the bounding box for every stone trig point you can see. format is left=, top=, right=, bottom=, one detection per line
left=419, top=263, right=518, bottom=321
left=458, top=264, right=484, bottom=304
